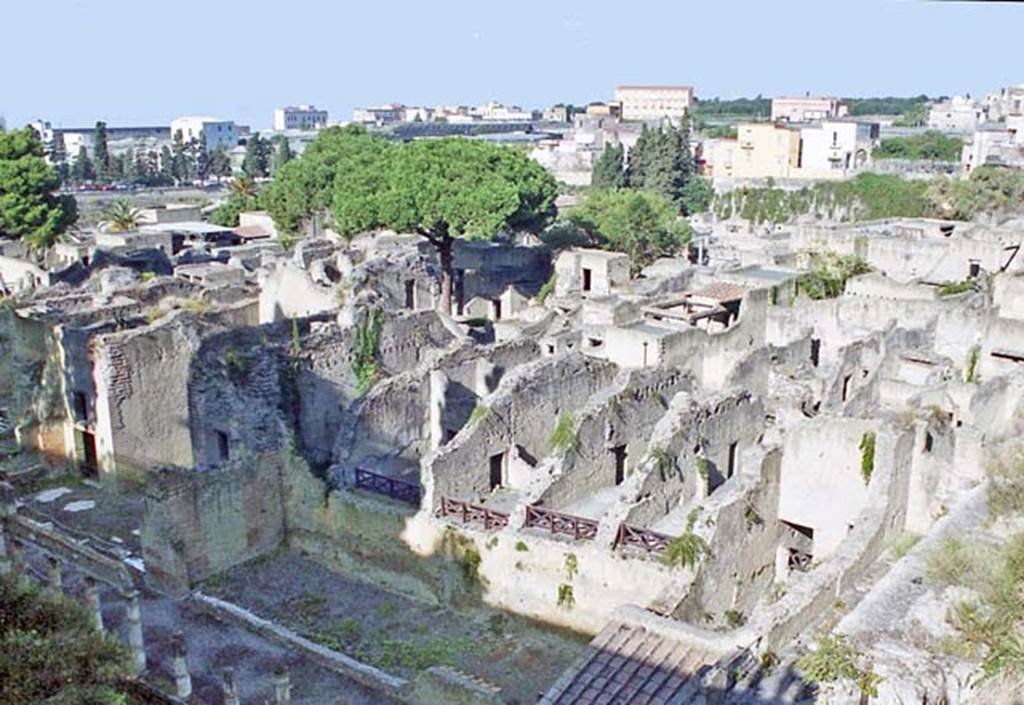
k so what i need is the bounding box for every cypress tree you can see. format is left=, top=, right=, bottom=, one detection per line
left=159, top=145, right=175, bottom=185
left=93, top=121, right=110, bottom=183
left=592, top=143, right=627, bottom=188
left=70, top=145, right=94, bottom=183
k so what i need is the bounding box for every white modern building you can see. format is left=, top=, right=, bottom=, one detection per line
left=771, top=96, right=849, bottom=123
left=170, top=116, right=238, bottom=152
left=614, top=85, right=695, bottom=123
left=962, top=116, right=1024, bottom=173
left=273, top=105, right=328, bottom=131
left=928, top=97, right=986, bottom=132
left=351, top=105, right=405, bottom=126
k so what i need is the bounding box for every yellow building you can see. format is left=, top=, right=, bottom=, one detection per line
left=730, top=123, right=802, bottom=179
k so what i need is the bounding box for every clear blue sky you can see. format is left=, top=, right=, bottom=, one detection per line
left=2, top=0, right=1021, bottom=130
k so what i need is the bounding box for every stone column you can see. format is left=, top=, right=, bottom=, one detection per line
left=171, top=631, right=192, bottom=700
left=274, top=666, right=291, bottom=705
left=123, top=590, right=146, bottom=674
left=83, top=576, right=104, bottom=632
left=222, top=667, right=240, bottom=705
left=46, top=556, right=62, bottom=592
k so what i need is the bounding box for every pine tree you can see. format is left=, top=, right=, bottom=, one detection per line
left=123, top=147, right=142, bottom=183
left=625, top=123, right=698, bottom=211
left=108, top=152, right=125, bottom=181
left=93, top=121, right=110, bottom=183
left=70, top=145, right=94, bottom=183
left=592, top=143, right=627, bottom=188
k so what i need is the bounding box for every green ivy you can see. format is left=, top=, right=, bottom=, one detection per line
left=352, top=309, right=382, bottom=397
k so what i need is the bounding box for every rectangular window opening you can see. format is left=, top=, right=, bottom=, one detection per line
left=489, top=452, right=504, bottom=490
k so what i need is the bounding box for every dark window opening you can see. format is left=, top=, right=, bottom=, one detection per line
left=727, top=441, right=739, bottom=478
left=841, top=374, right=852, bottom=402
left=969, top=260, right=981, bottom=279
left=404, top=279, right=416, bottom=309
left=546, top=344, right=555, bottom=355
left=788, top=548, right=813, bottom=572
left=581, top=268, right=592, bottom=293
left=79, top=430, right=98, bottom=479
left=489, top=452, right=504, bottom=490
left=73, top=391, right=89, bottom=423
left=588, top=337, right=604, bottom=349
left=455, top=269, right=466, bottom=316
left=612, top=445, right=627, bottom=485
left=924, top=431, right=934, bottom=453
left=215, top=430, right=230, bottom=462
left=492, top=299, right=502, bottom=321
left=810, top=338, right=821, bottom=367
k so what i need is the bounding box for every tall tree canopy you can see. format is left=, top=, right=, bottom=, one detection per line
left=265, top=127, right=558, bottom=313
left=333, top=138, right=558, bottom=313
left=0, top=128, right=77, bottom=250
left=92, top=121, right=110, bottom=183
left=569, top=189, right=691, bottom=270
left=591, top=142, right=627, bottom=188
left=626, top=123, right=696, bottom=210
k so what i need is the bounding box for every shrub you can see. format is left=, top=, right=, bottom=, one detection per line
left=548, top=413, right=578, bottom=454
left=650, top=447, right=676, bottom=481
left=966, top=347, right=979, bottom=383
left=925, top=537, right=997, bottom=588
left=800, top=251, right=872, bottom=300
left=468, top=403, right=489, bottom=426
left=0, top=574, right=133, bottom=704
left=536, top=274, right=556, bottom=304
left=859, top=431, right=876, bottom=485
left=514, top=541, right=529, bottom=552
left=564, top=553, right=579, bottom=580
left=556, top=584, right=575, bottom=610
left=987, top=447, right=1024, bottom=518
left=663, top=530, right=711, bottom=570
left=938, top=278, right=976, bottom=297
left=796, top=633, right=881, bottom=698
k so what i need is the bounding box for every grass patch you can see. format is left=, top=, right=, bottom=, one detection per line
left=889, top=532, right=921, bottom=560
left=548, top=413, right=578, bottom=454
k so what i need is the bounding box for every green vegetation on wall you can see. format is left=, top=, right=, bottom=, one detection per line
left=796, top=632, right=882, bottom=699
left=352, top=309, right=383, bottom=397
left=713, top=173, right=933, bottom=225
left=874, top=131, right=963, bottom=162
left=859, top=431, right=876, bottom=485
left=799, top=251, right=872, bottom=300
left=548, top=413, right=578, bottom=454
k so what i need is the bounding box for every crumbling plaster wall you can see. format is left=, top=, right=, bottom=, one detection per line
left=539, top=367, right=691, bottom=511
left=92, top=313, right=200, bottom=475
left=141, top=450, right=292, bottom=594
left=425, top=354, right=619, bottom=505
left=672, top=447, right=782, bottom=625
left=622, top=391, right=767, bottom=529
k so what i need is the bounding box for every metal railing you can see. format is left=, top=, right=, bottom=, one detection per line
left=524, top=505, right=598, bottom=541
left=437, top=496, right=509, bottom=531
left=353, top=467, right=422, bottom=506
left=615, top=523, right=674, bottom=554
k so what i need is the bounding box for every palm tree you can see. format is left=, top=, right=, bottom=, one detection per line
left=103, top=200, right=142, bottom=233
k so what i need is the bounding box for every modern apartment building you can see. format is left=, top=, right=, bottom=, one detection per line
left=613, top=85, right=694, bottom=123
left=170, top=116, right=238, bottom=152
left=771, top=96, right=849, bottom=123
left=273, top=105, right=328, bottom=131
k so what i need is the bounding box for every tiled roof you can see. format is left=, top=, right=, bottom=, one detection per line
left=540, top=619, right=713, bottom=705
left=690, top=282, right=748, bottom=303
left=233, top=225, right=272, bottom=240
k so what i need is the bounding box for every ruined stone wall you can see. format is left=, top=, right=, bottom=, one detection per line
left=92, top=315, right=199, bottom=475
left=540, top=367, right=691, bottom=510
left=673, top=448, right=782, bottom=625
left=766, top=294, right=984, bottom=370
left=141, top=451, right=292, bottom=593
left=427, top=354, right=619, bottom=504
left=623, top=391, right=766, bottom=529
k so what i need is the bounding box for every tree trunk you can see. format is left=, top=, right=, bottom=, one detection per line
left=437, top=233, right=454, bottom=316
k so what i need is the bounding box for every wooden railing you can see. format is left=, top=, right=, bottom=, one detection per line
left=524, top=505, right=598, bottom=541
left=615, top=523, right=674, bottom=553
left=436, top=497, right=509, bottom=530
left=354, top=468, right=422, bottom=506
